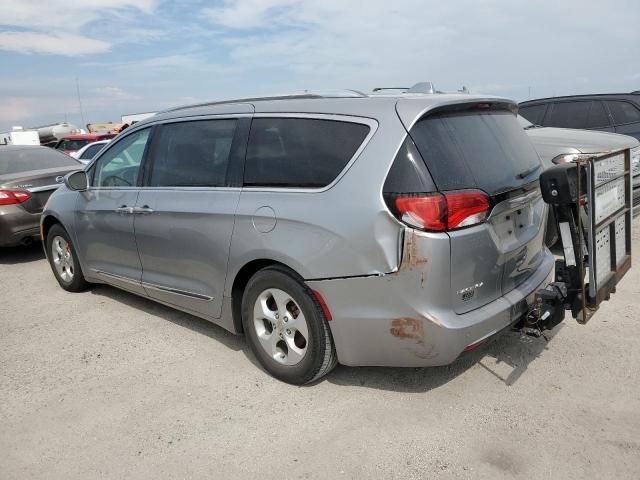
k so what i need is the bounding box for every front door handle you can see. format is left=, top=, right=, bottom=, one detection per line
left=115, top=205, right=134, bottom=214
left=133, top=206, right=154, bottom=215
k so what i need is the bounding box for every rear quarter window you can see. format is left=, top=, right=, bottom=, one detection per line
left=546, top=101, right=591, bottom=128
left=606, top=100, right=640, bottom=125
left=409, top=110, right=542, bottom=195
left=519, top=104, right=547, bottom=125
left=244, top=118, right=370, bottom=188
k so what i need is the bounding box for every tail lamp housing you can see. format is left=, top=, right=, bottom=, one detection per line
left=394, top=190, right=490, bottom=232
left=0, top=190, right=31, bottom=206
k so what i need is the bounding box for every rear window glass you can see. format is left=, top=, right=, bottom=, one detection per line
left=0, top=148, right=80, bottom=175
left=546, top=102, right=590, bottom=128
left=244, top=118, right=370, bottom=188
left=606, top=100, right=640, bottom=125
left=519, top=104, right=546, bottom=125
left=409, top=110, right=542, bottom=195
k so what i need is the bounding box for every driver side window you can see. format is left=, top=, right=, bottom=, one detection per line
left=92, top=128, right=150, bottom=187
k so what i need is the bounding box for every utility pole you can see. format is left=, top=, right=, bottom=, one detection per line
left=75, top=76, right=85, bottom=129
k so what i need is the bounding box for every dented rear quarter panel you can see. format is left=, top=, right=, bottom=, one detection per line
left=307, top=229, right=555, bottom=367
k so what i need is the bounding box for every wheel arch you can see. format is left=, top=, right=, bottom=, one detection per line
left=230, top=258, right=302, bottom=334
left=41, top=214, right=64, bottom=245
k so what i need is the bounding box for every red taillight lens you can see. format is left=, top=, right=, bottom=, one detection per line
left=0, top=189, right=31, bottom=206
left=394, top=190, right=490, bottom=232
left=445, top=191, right=490, bottom=229
left=395, top=194, right=447, bottom=231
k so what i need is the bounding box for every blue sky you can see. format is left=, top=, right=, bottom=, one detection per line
left=1, top=0, right=639, bottom=131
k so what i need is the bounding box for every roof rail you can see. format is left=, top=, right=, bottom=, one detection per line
left=161, top=90, right=367, bottom=114
left=372, top=87, right=409, bottom=92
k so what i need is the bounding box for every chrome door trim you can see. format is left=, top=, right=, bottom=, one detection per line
left=142, top=281, right=214, bottom=301
left=92, top=269, right=141, bottom=286
left=92, top=269, right=213, bottom=301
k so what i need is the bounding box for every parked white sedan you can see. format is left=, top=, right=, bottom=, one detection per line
left=70, top=140, right=110, bottom=164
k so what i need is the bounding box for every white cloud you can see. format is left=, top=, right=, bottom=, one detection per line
left=0, top=32, right=110, bottom=56
left=0, top=0, right=156, bottom=56
left=201, top=0, right=640, bottom=96
left=0, top=0, right=155, bottom=31
left=203, top=0, right=300, bottom=29
left=91, top=86, right=140, bottom=101
left=0, top=96, right=78, bottom=125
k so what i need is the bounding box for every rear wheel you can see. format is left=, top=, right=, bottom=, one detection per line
left=46, top=224, right=90, bottom=292
left=242, top=266, right=337, bottom=384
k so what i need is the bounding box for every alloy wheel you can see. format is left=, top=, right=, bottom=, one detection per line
left=252, top=288, right=309, bottom=365
left=51, top=235, right=74, bottom=283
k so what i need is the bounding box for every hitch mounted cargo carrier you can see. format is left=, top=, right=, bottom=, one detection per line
left=521, top=148, right=632, bottom=335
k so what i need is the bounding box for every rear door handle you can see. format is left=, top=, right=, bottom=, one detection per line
left=133, top=206, right=154, bottom=215
left=115, top=206, right=134, bottom=214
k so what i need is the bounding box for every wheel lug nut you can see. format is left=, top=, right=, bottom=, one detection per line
left=284, top=316, right=288, bottom=322
left=275, top=313, right=279, bottom=319
left=286, top=329, right=291, bottom=335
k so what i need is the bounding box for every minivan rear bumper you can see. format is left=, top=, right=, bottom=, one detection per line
left=307, top=249, right=554, bottom=367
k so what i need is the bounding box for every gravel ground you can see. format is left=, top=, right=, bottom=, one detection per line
left=1, top=223, right=639, bottom=480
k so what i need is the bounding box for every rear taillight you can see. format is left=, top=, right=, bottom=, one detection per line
left=0, top=189, right=31, bottom=206
left=394, top=190, right=490, bottom=232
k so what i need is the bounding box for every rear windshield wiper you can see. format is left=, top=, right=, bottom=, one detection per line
left=523, top=124, right=540, bottom=130
left=516, top=164, right=541, bottom=179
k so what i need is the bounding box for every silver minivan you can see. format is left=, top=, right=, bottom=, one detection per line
left=42, top=91, right=553, bottom=384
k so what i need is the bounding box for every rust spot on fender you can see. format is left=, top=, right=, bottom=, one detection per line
left=390, top=317, right=424, bottom=344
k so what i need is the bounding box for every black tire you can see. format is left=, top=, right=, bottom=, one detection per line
left=46, top=224, right=90, bottom=292
left=241, top=265, right=337, bottom=384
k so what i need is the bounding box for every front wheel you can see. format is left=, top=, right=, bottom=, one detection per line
left=46, top=224, right=90, bottom=292
left=242, top=266, right=337, bottom=384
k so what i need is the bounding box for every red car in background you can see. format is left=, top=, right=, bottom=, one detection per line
left=54, top=133, right=117, bottom=154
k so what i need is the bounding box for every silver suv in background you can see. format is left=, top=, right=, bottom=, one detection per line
left=42, top=91, right=553, bottom=384
left=519, top=115, right=640, bottom=214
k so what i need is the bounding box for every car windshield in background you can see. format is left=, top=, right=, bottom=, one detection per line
left=409, top=110, right=542, bottom=195
left=80, top=143, right=105, bottom=160
left=57, top=139, right=91, bottom=151
left=0, top=148, right=80, bottom=175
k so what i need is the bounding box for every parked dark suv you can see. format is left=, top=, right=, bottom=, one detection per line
left=520, top=93, right=640, bottom=210
left=519, top=92, right=640, bottom=140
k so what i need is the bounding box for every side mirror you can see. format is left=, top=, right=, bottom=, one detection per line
left=64, top=170, right=88, bottom=191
